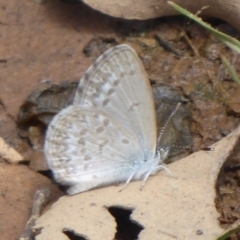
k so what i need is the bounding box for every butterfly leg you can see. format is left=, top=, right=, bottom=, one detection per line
left=119, top=171, right=136, bottom=192
left=140, top=164, right=172, bottom=190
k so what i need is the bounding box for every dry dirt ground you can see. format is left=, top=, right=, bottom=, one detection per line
left=1, top=0, right=240, bottom=240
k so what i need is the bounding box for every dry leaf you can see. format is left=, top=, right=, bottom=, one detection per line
left=35, top=125, right=240, bottom=239
left=81, top=0, right=240, bottom=31
left=0, top=137, right=24, bottom=163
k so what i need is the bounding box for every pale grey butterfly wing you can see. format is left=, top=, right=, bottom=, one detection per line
left=45, top=105, right=149, bottom=195
left=45, top=44, right=160, bottom=195
left=74, top=44, right=157, bottom=160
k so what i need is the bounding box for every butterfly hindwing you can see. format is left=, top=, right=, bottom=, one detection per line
left=45, top=105, right=146, bottom=194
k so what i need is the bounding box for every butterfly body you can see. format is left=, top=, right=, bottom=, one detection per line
left=44, top=44, right=168, bottom=195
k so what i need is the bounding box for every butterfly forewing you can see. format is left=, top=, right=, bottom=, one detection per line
left=74, top=45, right=157, bottom=159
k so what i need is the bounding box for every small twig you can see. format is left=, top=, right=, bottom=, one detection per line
left=180, top=29, right=199, bottom=57
left=19, top=188, right=51, bottom=240
left=155, top=34, right=182, bottom=57
left=195, top=6, right=209, bottom=16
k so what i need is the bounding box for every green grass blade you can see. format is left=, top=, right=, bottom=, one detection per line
left=221, top=55, right=240, bottom=86
left=167, top=1, right=240, bottom=54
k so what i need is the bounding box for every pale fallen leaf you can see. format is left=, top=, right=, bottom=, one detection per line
left=80, top=0, right=240, bottom=31
left=35, top=125, right=240, bottom=240
left=0, top=137, right=24, bottom=163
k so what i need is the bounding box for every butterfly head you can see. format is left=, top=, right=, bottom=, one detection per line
left=157, top=147, right=170, bottom=163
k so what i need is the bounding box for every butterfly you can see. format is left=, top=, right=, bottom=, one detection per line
left=44, top=44, right=171, bottom=195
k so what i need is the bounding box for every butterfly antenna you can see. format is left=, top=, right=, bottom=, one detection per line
left=157, top=102, right=182, bottom=145
left=166, top=143, right=193, bottom=155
